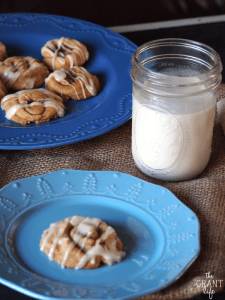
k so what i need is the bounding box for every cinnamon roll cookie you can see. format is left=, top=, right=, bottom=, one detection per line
left=40, top=216, right=125, bottom=269
left=1, top=88, right=65, bottom=125
left=45, top=67, right=100, bottom=101
left=41, top=37, right=89, bottom=71
left=0, top=42, right=7, bottom=61
left=0, top=56, right=49, bottom=90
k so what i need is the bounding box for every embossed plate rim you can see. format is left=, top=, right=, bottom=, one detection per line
left=0, top=170, right=200, bottom=299
left=0, top=13, right=136, bottom=149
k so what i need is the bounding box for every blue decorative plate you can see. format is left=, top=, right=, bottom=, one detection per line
left=0, top=170, right=200, bottom=300
left=0, top=13, right=136, bottom=149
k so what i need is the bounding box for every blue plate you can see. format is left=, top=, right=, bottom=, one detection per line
left=0, top=13, right=136, bottom=149
left=0, top=170, right=200, bottom=300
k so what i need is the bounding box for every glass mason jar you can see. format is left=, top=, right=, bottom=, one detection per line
left=130, top=38, right=222, bottom=181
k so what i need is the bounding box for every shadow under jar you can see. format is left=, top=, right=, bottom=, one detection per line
left=130, top=38, right=222, bottom=181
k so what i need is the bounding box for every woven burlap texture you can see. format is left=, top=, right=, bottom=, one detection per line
left=1, top=85, right=225, bottom=300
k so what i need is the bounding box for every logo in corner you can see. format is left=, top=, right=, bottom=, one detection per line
left=196, top=272, right=223, bottom=299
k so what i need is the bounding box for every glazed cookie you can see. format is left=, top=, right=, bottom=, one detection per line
left=0, top=56, right=49, bottom=90
left=0, top=42, right=7, bottom=61
left=40, top=216, right=125, bottom=269
left=45, top=67, right=100, bottom=101
left=1, top=88, right=65, bottom=125
left=0, top=80, right=7, bottom=101
left=41, top=37, right=89, bottom=71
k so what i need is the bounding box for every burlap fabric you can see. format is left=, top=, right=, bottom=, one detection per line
left=1, top=85, right=225, bottom=300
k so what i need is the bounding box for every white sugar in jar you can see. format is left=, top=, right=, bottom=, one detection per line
left=130, top=39, right=222, bottom=181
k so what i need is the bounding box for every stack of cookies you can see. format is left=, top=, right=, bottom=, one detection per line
left=0, top=37, right=100, bottom=125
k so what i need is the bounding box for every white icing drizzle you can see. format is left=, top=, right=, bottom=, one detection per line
left=75, top=239, right=125, bottom=270
left=48, top=217, right=71, bottom=260
left=48, top=69, right=66, bottom=82
left=61, top=241, right=75, bottom=268
left=6, top=103, right=28, bottom=120
left=1, top=88, right=61, bottom=106
left=78, top=223, right=96, bottom=236
left=70, top=215, right=85, bottom=227
left=80, top=217, right=101, bottom=229
left=71, top=217, right=101, bottom=246
left=100, top=226, right=114, bottom=241
left=0, top=57, right=46, bottom=89
left=80, top=237, right=88, bottom=250
left=40, top=216, right=125, bottom=269
left=72, top=232, right=83, bottom=244
left=58, top=237, right=69, bottom=245
left=73, top=218, right=125, bottom=269
left=2, top=67, right=21, bottom=88
left=40, top=221, right=60, bottom=252
left=22, top=77, right=36, bottom=89
left=1, top=88, right=65, bottom=120
left=90, top=257, right=96, bottom=264
left=41, top=37, right=89, bottom=70
left=45, top=67, right=97, bottom=100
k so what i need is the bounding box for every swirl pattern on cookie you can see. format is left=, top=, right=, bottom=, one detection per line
left=0, top=42, right=7, bottom=62
left=45, top=67, right=100, bottom=101
left=41, top=37, right=89, bottom=71
left=40, top=216, right=125, bottom=269
left=1, top=88, right=65, bottom=125
left=0, top=56, right=49, bottom=90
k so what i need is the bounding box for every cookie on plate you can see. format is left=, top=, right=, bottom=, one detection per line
left=41, top=37, right=89, bottom=71
left=0, top=56, right=49, bottom=90
left=1, top=88, right=65, bottom=125
left=45, top=67, right=100, bottom=101
left=40, top=216, right=125, bottom=269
